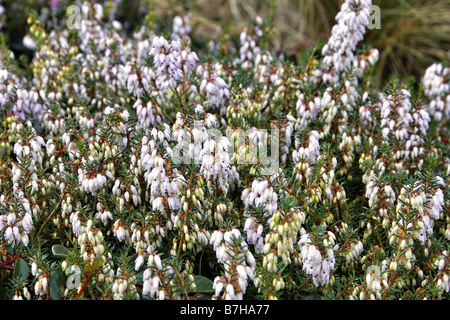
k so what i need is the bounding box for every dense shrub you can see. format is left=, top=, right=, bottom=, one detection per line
left=0, top=0, right=448, bottom=300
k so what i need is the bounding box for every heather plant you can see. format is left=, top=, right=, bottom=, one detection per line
left=0, top=0, right=448, bottom=301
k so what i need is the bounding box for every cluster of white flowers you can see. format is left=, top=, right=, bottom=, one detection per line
left=112, top=268, right=139, bottom=300
left=365, top=178, right=396, bottom=217
left=350, top=264, right=389, bottom=300
left=298, top=231, right=336, bottom=287
left=253, top=50, right=279, bottom=90
left=112, top=219, right=131, bottom=244
left=317, top=0, right=372, bottom=83
left=149, top=36, right=198, bottom=94
left=78, top=165, right=109, bottom=196
left=0, top=67, right=15, bottom=106
left=76, top=219, right=106, bottom=262
left=361, top=88, right=431, bottom=178
left=388, top=226, right=416, bottom=271
left=34, top=274, right=48, bottom=297
left=319, top=153, right=345, bottom=204
left=120, top=15, right=198, bottom=109
left=197, top=63, right=230, bottom=113
left=434, top=251, right=450, bottom=293
left=242, top=178, right=278, bottom=217
left=342, top=240, right=364, bottom=263
left=392, top=177, right=445, bottom=247
left=13, top=285, right=31, bottom=300
left=365, top=267, right=389, bottom=299
left=239, top=16, right=263, bottom=70
left=141, top=129, right=184, bottom=215
left=0, top=195, right=33, bottom=247
left=135, top=246, right=169, bottom=299
left=210, top=228, right=256, bottom=300
left=171, top=15, right=192, bottom=42
left=13, top=128, right=45, bottom=164
left=292, top=134, right=345, bottom=206
left=316, top=84, right=361, bottom=161
left=31, top=261, right=48, bottom=296
left=10, top=88, right=47, bottom=121
left=292, top=130, right=320, bottom=183
left=69, top=210, right=87, bottom=237
left=359, top=93, right=375, bottom=126
left=132, top=98, right=163, bottom=131
left=130, top=221, right=153, bottom=252
left=277, top=117, right=295, bottom=163
left=263, top=208, right=306, bottom=272
left=381, top=89, right=430, bottom=159
left=94, top=201, right=112, bottom=225
left=244, top=216, right=265, bottom=253
left=198, top=132, right=239, bottom=195
left=172, top=110, right=211, bottom=164
left=422, top=63, right=449, bottom=121
left=0, top=126, right=46, bottom=247
left=315, top=0, right=372, bottom=83
left=353, top=48, right=379, bottom=79
left=295, top=93, right=322, bottom=129
left=380, top=89, right=414, bottom=140
left=112, top=177, right=140, bottom=209
left=293, top=130, right=320, bottom=166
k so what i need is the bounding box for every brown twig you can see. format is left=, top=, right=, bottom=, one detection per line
left=0, top=255, right=20, bottom=271
left=35, top=198, right=63, bottom=242
left=76, top=272, right=92, bottom=299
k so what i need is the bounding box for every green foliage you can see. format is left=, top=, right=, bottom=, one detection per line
left=0, top=0, right=448, bottom=302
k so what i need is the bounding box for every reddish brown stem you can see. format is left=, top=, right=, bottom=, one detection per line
left=0, top=255, right=20, bottom=270
left=76, top=273, right=92, bottom=299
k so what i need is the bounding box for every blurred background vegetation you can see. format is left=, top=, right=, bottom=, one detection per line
left=0, top=0, right=449, bottom=87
